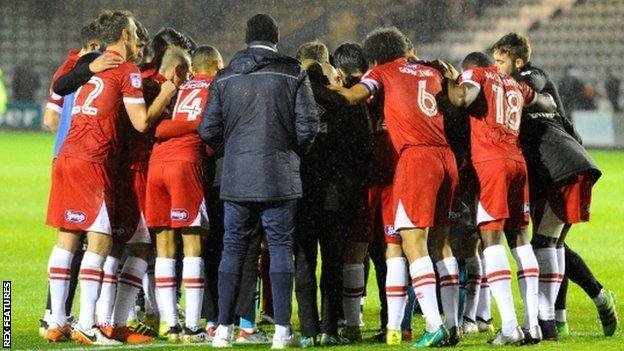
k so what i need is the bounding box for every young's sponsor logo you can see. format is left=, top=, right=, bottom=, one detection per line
left=64, top=210, right=87, bottom=223
left=171, top=209, right=189, bottom=221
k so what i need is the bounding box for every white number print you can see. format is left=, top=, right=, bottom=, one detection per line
left=174, top=89, right=203, bottom=121
left=492, top=84, right=523, bottom=131
left=417, top=80, right=438, bottom=117
left=80, top=77, right=104, bottom=116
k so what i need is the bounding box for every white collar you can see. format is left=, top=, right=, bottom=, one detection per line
left=249, top=44, right=277, bottom=52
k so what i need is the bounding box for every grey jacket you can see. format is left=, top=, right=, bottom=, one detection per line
left=198, top=42, right=319, bottom=202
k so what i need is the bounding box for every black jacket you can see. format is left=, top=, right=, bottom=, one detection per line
left=514, top=63, right=601, bottom=196
left=300, top=64, right=371, bottom=211
left=198, top=42, right=319, bottom=202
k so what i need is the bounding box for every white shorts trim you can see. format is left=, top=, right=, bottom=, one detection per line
left=189, top=198, right=209, bottom=229
left=126, top=213, right=151, bottom=244
left=394, top=200, right=415, bottom=231
left=536, top=201, right=564, bottom=238
left=86, top=202, right=111, bottom=235
left=476, top=200, right=496, bottom=226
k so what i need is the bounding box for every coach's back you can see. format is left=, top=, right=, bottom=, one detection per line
left=199, top=41, right=319, bottom=202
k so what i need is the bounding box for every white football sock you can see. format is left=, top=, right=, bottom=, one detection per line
left=95, top=256, right=119, bottom=326
left=483, top=245, right=517, bottom=335
left=555, top=309, right=567, bottom=323
left=155, top=257, right=178, bottom=327
left=47, top=246, right=74, bottom=327
left=409, top=256, right=443, bottom=332
left=463, top=255, right=482, bottom=321
left=436, top=257, right=459, bottom=329
left=385, top=257, right=408, bottom=330
left=143, top=266, right=156, bottom=315
left=534, top=247, right=558, bottom=321
left=555, top=247, right=565, bottom=296
left=113, top=256, right=147, bottom=326
left=512, top=244, right=539, bottom=329
left=592, top=289, right=607, bottom=307
left=78, top=251, right=105, bottom=330
left=342, top=263, right=364, bottom=327
left=183, top=256, right=205, bottom=329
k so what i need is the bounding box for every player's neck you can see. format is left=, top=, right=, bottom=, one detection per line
left=105, top=42, right=128, bottom=60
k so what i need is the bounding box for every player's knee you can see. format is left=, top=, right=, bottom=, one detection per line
left=126, top=243, right=152, bottom=261
left=385, top=243, right=404, bottom=259
left=56, top=230, right=82, bottom=252
left=479, top=229, right=503, bottom=247
left=343, top=242, right=369, bottom=264
left=531, top=232, right=557, bottom=248
left=156, top=229, right=177, bottom=258
left=86, top=232, right=113, bottom=256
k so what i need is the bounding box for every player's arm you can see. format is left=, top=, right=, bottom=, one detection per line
left=42, top=109, right=60, bottom=133
left=527, top=92, right=557, bottom=113
left=198, top=81, right=225, bottom=157
left=53, top=53, right=122, bottom=96
left=447, top=80, right=480, bottom=108
left=330, top=83, right=371, bottom=105
left=147, top=80, right=177, bottom=123
left=155, top=119, right=201, bottom=139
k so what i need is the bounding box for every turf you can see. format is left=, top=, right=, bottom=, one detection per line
left=0, top=130, right=622, bottom=350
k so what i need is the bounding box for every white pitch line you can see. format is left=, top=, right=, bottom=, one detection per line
left=15, top=342, right=212, bottom=351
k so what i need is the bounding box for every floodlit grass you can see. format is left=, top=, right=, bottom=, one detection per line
left=0, top=131, right=622, bottom=350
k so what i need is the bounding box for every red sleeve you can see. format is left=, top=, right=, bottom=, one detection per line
left=458, top=68, right=484, bottom=91
left=120, top=64, right=145, bottom=105
left=155, top=119, right=201, bottom=139
left=360, top=67, right=384, bottom=94
left=519, top=81, right=537, bottom=105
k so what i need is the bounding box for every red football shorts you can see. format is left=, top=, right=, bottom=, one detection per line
left=474, top=158, right=530, bottom=231
left=391, top=146, right=458, bottom=231
left=367, top=185, right=400, bottom=244
left=112, top=168, right=150, bottom=244
left=145, top=161, right=208, bottom=229
left=46, top=156, right=113, bottom=234
left=532, top=172, right=594, bottom=236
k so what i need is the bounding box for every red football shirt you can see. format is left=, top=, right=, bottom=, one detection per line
left=59, top=50, right=144, bottom=164
left=46, top=49, right=80, bottom=113
left=150, top=74, right=213, bottom=164
left=360, top=57, right=449, bottom=154
left=458, top=66, right=536, bottom=163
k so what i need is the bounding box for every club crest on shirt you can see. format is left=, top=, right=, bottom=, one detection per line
left=65, top=210, right=87, bottom=223
left=130, top=73, right=142, bottom=89
left=171, top=209, right=189, bottom=221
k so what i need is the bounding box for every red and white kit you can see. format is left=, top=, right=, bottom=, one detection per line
left=360, top=58, right=458, bottom=233
left=46, top=50, right=144, bottom=234
left=145, top=74, right=212, bottom=229
left=458, top=66, right=536, bottom=230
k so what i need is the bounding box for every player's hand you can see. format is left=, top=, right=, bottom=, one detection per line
left=160, top=80, right=177, bottom=100
left=89, top=54, right=123, bottom=73
left=436, top=59, right=459, bottom=80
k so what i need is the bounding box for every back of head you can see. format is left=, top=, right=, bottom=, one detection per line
left=160, top=46, right=191, bottom=72
left=461, top=51, right=493, bottom=70
left=192, top=45, right=223, bottom=74
left=333, top=42, right=368, bottom=77
left=296, top=41, right=329, bottom=64
left=491, top=32, right=531, bottom=64
left=363, top=27, right=408, bottom=65
left=80, top=20, right=101, bottom=50
left=246, top=14, right=279, bottom=45
left=96, top=10, right=133, bottom=46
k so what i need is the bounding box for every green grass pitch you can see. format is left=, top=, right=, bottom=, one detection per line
left=0, top=130, right=623, bottom=350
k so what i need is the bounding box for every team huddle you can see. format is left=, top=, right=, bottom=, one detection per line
left=40, top=9, right=617, bottom=349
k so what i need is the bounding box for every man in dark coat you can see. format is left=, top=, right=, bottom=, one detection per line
left=198, top=14, right=319, bottom=349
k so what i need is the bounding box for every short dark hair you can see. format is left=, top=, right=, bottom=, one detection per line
left=333, top=43, right=368, bottom=76
left=147, top=27, right=190, bottom=70
left=80, top=20, right=101, bottom=49
left=96, top=10, right=133, bottom=45
left=296, top=41, right=329, bottom=63
left=363, top=27, right=408, bottom=65
left=246, top=14, right=279, bottom=44
left=491, top=32, right=531, bottom=64
left=461, top=51, right=493, bottom=69
left=134, top=18, right=149, bottom=44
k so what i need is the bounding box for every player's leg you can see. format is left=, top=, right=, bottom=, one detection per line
left=181, top=229, right=205, bottom=339
left=293, top=201, right=321, bottom=344
left=385, top=242, right=408, bottom=345
left=451, top=232, right=481, bottom=334
left=154, top=229, right=180, bottom=338
left=212, top=201, right=257, bottom=347
left=563, top=243, right=617, bottom=336
left=429, top=226, right=460, bottom=337
left=341, top=241, right=368, bottom=342
left=258, top=200, right=300, bottom=349
left=554, top=275, right=569, bottom=336
left=95, top=243, right=122, bottom=328
left=475, top=251, right=493, bottom=332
